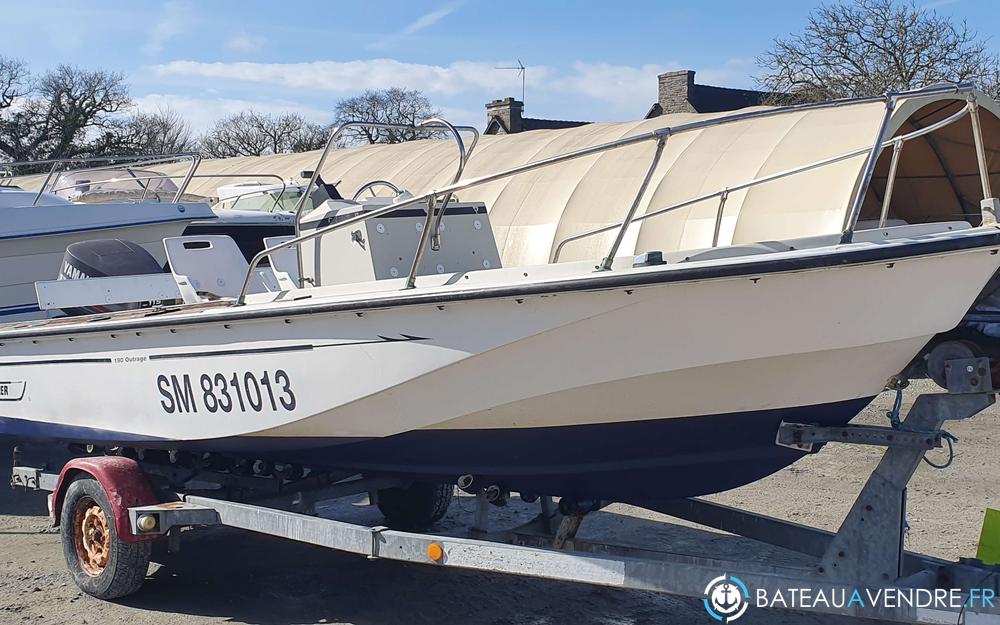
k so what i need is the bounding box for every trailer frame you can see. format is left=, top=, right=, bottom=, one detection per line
left=9, top=357, right=1000, bottom=623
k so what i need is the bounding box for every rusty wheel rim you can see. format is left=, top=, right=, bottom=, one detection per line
left=73, top=497, right=111, bottom=577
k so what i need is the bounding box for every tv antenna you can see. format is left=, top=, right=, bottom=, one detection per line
left=495, top=59, right=526, bottom=102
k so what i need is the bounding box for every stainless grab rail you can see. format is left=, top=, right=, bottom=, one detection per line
left=290, top=120, right=477, bottom=285
left=292, top=121, right=480, bottom=236
left=553, top=99, right=975, bottom=261
left=237, top=83, right=986, bottom=305
left=969, top=94, right=997, bottom=225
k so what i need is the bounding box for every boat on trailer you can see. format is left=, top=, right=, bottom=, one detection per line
left=3, top=86, right=1000, bottom=506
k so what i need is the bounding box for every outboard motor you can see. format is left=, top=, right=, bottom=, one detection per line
left=58, top=239, right=165, bottom=316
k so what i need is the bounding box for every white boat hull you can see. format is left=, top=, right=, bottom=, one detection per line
left=2, top=228, right=999, bottom=500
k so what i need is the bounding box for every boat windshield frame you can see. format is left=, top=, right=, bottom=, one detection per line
left=0, top=153, right=202, bottom=206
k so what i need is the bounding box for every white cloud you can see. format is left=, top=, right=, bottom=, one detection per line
left=225, top=33, right=267, bottom=53
left=696, top=58, right=757, bottom=89
left=133, top=94, right=333, bottom=133
left=150, top=58, right=690, bottom=118
left=367, top=2, right=462, bottom=50
left=141, top=57, right=758, bottom=130
left=152, top=59, right=546, bottom=96
left=549, top=62, right=676, bottom=116
left=402, top=2, right=461, bottom=35
left=143, top=1, right=190, bottom=56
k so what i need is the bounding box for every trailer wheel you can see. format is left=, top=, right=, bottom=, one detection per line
left=377, top=481, right=453, bottom=531
left=60, top=477, right=151, bottom=600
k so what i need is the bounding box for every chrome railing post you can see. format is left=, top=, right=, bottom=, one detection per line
left=173, top=155, right=201, bottom=203
left=711, top=188, right=730, bottom=247
left=292, top=123, right=349, bottom=285
left=405, top=194, right=438, bottom=289
left=293, top=124, right=348, bottom=237
left=970, top=96, right=993, bottom=198
left=968, top=95, right=997, bottom=225
left=597, top=132, right=668, bottom=271
left=840, top=94, right=897, bottom=244
left=32, top=162, right=61, bottom=206
left=878, top=139, right=904, bottom=228
left=426, top=121, right=477, bottom=251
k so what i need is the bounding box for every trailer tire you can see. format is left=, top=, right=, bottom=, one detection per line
left=60, top=476, right=151, bottom=600
left=377, top=481, right=453, bottom=531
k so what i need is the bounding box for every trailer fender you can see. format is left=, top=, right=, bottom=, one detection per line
left=51, top=456, right=159, bottom=543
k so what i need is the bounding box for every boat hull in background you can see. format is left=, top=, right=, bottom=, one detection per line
left=0, top=202, right=213, bottom=322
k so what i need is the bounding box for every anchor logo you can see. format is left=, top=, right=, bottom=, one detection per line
left=703, top=574, right=749, bottom=622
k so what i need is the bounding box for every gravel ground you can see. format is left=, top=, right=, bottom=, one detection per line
left=0, top=380, right=996, bottom=625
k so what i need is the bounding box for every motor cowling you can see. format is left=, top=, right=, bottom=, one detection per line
left=58, top=239, right=165, bottom=316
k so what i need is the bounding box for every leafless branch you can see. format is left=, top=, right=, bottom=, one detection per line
left=755, top=0, right=1000, bottom=103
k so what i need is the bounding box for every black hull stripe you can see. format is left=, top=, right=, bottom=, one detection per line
left=149, top=344, right=314, bottom=361
left=4, top=229, right=1000, bottom=340
left=0, top=357, right=112, bottom=367
left=147, top=335, right=428, bottom=361
left=0, top=336, right=429, bottom=366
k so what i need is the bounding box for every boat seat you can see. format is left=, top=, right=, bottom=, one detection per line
left=164, top=235, right=294, bottom=299
left=263, top=235, right=301, bottom=286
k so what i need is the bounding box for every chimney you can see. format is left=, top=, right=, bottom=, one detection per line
left=485, top=97, right=524, bottom=134
left=658, top=70, right=697, bottom=114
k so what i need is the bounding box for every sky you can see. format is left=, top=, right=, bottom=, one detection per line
left=3, top=0, right=1000, bottom=133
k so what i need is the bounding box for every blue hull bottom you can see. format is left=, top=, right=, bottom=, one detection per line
left=0, top=397, right=874, bottom=501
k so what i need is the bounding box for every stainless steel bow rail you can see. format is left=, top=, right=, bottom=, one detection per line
left=553, top=95, right=983, bottom=262
left=10, top=356, right=1000, bottom=623
left=237, top=83, right=997, bottom=304
left=0, top=153, right=202, bottom=206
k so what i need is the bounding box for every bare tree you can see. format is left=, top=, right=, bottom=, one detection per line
left=0, top=61, right=132, bottom=161
left=333, top=88, right=440, bottom=145
left=289, top=121, right=330, bottom=152
left=756, top=0, right=1000, bottom=103
left=0, top=57, right=28, bottom=111
left=90, top=108, right=197, bottom=156
left=199, top=111, right=329, bottom=158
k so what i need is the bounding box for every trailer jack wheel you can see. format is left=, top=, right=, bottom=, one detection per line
left=60, top=477, right=151, bottom=600
left=376, top=481, right=453, bottom=531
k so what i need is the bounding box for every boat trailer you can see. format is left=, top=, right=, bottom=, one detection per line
left=9, top=358, right=1000, bottom=623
